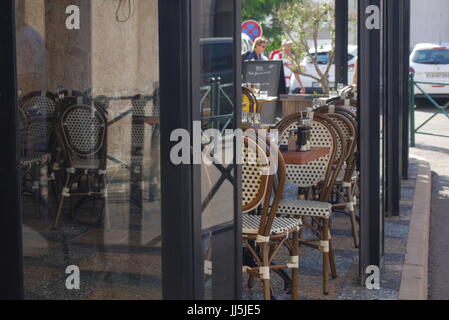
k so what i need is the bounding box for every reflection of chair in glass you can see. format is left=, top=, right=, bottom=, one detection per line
left=242, top=135, right=301, bottom=300
left=50, top=90, right=86, bottom=195
left=20, top=91, right=58, bottom=152
left=53, top=95, right=109, bottom=229
left=274, top=113, right=343, bottom=295
left=19, top=91, right=58, bottom=214
left=19, top=107, right=51, bottom=216
left=124, top=94, right=160, bottom=203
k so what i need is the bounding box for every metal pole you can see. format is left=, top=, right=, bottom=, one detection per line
left=385, top=0, right=401, bottom=217
left=358, top=0, right=382, bottom=284
left=410, top=73, right=416, bottom=147
left=335, top=0, right=349, bottom=85
left=0, top=0, right=24, bottom=299
left=401, top=0, right=411, bottom=179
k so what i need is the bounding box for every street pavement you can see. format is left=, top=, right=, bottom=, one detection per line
left=410, top=104, right=449, bottom=300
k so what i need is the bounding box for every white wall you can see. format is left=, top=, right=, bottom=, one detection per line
left=411, top=0, right=449, bottom=49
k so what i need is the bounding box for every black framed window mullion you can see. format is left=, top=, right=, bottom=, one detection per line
left=0, top=0, right=24, bottom=300
left=159, top=0, right=202, bottom=300
left=233, top=0, right=243, bottom=300
left=358, top=0, right=383, bottom=283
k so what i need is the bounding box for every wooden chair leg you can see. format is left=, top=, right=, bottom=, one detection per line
left=261, top=242, right=271, bottom=300
left=347, top=185, right=360, bottom=248
left=322, top=218, right=330, bottom=295
left=329, top=240, right=338, bottom=279
left=291, top=229, right=300, bottom=300
left=54, top=174, right=71, bottom=229
left=103, top=196, right=111, bottom=231
left=101, top=174, right=111, bottom=231
left=248, top=274, right=256, bottom=289
left=34, top=164, right=40, bottom=217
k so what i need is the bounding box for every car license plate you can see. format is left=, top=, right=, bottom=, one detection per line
left=426, top=72, right=449, bottom=79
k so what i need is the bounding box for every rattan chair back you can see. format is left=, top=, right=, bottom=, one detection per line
left=19, top=91, right=57, bottom=153
left=57, top=95, right=108, bottom=170
left=242, top=134, right=287, bottom=238
left=242, top=87, right=259, bottom=113
left=129, top=94, right=159, bottom=152
left=275, top=113, right=337, bottom=200
left=242, top=136, right=270, bottom=213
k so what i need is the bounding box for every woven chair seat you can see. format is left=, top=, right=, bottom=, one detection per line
left=242, top=214, right=301, bottom=235
left=277, top=199, right=332, bottom=218
left=20, top=152, right=50, bottom=166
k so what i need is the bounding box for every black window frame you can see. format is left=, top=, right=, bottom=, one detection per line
left=0, top=0, right=242, bottom=300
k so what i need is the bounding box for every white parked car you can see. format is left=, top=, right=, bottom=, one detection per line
left=241, top=33, right=253, bottom=55
left=410, top=43, right=449, bottom=98
left=290, top=45, right=358, bottom=94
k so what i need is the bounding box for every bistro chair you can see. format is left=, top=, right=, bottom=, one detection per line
left=105, top=93, right=160, bottom=206
left=53, top=94, right=110, bottom=229
left=274, top=113, right=345, bottom=295
left=51, top=90, right=87, bottom=195
left=316, top=107, right=360, bottom=248
left=19, top=91, right=58, bottom=215
left=326, top=90, right=358, bottom=115
left=316, top=107, right=360, bottom=208
left=128, top=94, right=160, bottom=203
left=19, top=107, right=50, bottom=216
left=242, top=86, right=259, bottom=113
left=242, top=135, right=301, bottom=300
left=20, top=91, right=58, bottom=153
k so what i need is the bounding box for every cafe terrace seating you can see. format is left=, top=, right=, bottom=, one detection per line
left=241, top=85, right=360, bottom=299
left=241, top=134, right=301, bottom=300
left=275, top=112, right=345, bottom=295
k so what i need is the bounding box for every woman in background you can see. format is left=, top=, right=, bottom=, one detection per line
left=243, top=37, right=269, bottom=61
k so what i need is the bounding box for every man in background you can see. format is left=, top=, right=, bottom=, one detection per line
left=271, top=39, right=306, bottom=94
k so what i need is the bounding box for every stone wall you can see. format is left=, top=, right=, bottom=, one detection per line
left=16, top=0, right=160, bottom=172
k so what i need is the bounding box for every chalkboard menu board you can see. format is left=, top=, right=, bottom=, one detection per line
left=243, top=60, right=286, bottom=123
left=243, top=60, right=287, bottom=96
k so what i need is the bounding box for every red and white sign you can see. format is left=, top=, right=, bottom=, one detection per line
left=241, top=20, right=263, bottom=41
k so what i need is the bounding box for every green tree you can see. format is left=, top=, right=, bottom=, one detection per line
left=276, top=0, right=335, bottom=94
left=242, top=0, right=301, bottom=53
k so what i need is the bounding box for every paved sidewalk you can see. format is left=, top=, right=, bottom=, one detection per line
left=411, top=105, right=449, bottom=300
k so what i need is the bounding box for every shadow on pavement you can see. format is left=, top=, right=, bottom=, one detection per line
left=414, top=143, right=449, bottom=156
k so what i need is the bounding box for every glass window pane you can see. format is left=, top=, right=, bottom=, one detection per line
left=16, top=0, right=162, bottom=300
left=199, top=0, right=237, bottom=300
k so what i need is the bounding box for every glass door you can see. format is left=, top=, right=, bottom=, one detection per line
left=196, top=0, right=241, bottom=299
left=16, top=0, right=162, bottom=299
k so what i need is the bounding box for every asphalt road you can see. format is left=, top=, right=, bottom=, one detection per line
left=410, top=104, right=449, bottom=300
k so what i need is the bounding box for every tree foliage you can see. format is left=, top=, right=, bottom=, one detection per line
left=242, top=0, right=300, bottom=53
left=276, top=0, right=335, bottom=94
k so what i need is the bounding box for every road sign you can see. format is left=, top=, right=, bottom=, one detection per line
left=241, top=20, right=263, bottom=41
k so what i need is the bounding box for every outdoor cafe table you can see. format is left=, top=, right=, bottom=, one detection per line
left=281, top=148, right=330, bottom=165
left=255, top=96, right=278, bottom=113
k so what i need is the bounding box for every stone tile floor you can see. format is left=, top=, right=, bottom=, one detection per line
left=243, top=159, right=418, bottom=300
left=21, top=196, right=163, bottom=300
